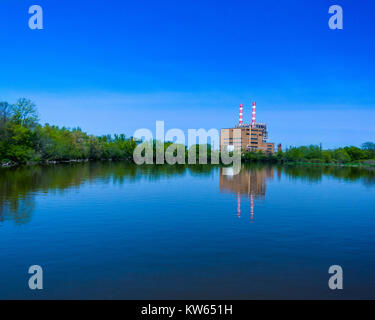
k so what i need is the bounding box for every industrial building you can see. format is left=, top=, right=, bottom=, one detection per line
left=220, top=102, right=275, bottom=153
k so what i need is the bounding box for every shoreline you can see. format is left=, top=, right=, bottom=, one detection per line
left=279, top=161, right=375, bottom=169
left=1, top=158, right=375, bottom=170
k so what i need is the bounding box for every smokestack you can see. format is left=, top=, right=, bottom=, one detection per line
left=252, top=102, right=256, bottom=127
left=239, top=104, right=243, bottom=125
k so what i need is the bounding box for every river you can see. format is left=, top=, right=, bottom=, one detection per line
left=1, top=162, right=374, bottom=299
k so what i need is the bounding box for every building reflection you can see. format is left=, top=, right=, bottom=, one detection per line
left=2, top=163, right=375, bottom=225
left=219, top=166, right=274, bottom=221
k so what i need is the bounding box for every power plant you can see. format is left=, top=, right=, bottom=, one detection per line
left=220, top=102, right=275, bottom=153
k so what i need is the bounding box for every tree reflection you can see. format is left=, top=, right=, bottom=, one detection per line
left=219, top=164, right=375, bottom=221
left=0, top=163, right=217, bottom=224
left=282, top=165, right=375, bottom=185
left=1, top=162, right=374, bottom=225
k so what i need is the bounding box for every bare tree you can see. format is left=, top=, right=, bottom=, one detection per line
left=11, top=98, right=39, bottom=128
left=0, top=101, right=11, bottom=137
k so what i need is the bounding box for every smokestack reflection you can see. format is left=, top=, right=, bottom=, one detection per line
left=237, top=193, right=241, bottom=218
left=219, top=167, right=274, bottom=221
left=250, top=194, right=254, bottom=222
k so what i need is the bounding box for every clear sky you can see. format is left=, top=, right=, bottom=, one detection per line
left=0, top=0, right=374, bottom=148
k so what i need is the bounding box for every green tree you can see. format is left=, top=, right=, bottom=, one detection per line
left=322, top=150, right=332, bottom=163
left=362, top=142, right=375, bottom=151
left=361, top=142, right=375, bottom=160
left=2, top=122, right=34, bottom=162
left=344, top=146, right=366, bottom=161
left=333, top=149, right=351, bottom=163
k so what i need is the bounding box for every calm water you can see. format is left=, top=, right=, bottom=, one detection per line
left=1, top=163, right=375, bottom=299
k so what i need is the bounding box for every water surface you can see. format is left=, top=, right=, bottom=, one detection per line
left=1, top=163, right=375, bottom=299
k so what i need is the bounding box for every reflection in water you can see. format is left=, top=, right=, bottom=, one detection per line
left=1, top=162, right=375, bottom=225
left=2, top=162, right=375, bottom=300
left=0, top=163, right=215, bottom=225
left=220, top=166, right=275, bottom=221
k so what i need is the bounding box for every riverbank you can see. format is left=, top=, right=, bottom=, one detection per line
left=280, top=160, right=375, bottom=169
left=0, top=159, right=91, bottom=168
left=2, top=158, right=375, bottom=170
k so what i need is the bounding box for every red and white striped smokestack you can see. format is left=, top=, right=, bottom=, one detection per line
left=239, top=104, right=243, bottom=125
left=252, top=102, right=256, bottom=127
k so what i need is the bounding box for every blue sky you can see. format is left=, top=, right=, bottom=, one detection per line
left=0, top=0, right=374, bottom=148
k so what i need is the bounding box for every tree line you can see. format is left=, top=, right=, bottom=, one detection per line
left=0, top=98, right=137, bottom=165
left=1, top=98, right=374, bottom=166
left=0, top=98, right=212, bottom=166
left=242, top=143, right=375, bottom=165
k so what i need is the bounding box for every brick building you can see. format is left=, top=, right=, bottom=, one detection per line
left=220, top=102, right=275, bottom=154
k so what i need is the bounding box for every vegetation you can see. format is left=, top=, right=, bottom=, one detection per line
left=242, top=143, right=375, bottom=166
left=1, top=98, right=374, bottom=167
left=0, top=98, right=218, bottom=166
left=1, top=99, right=137, bottom=165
